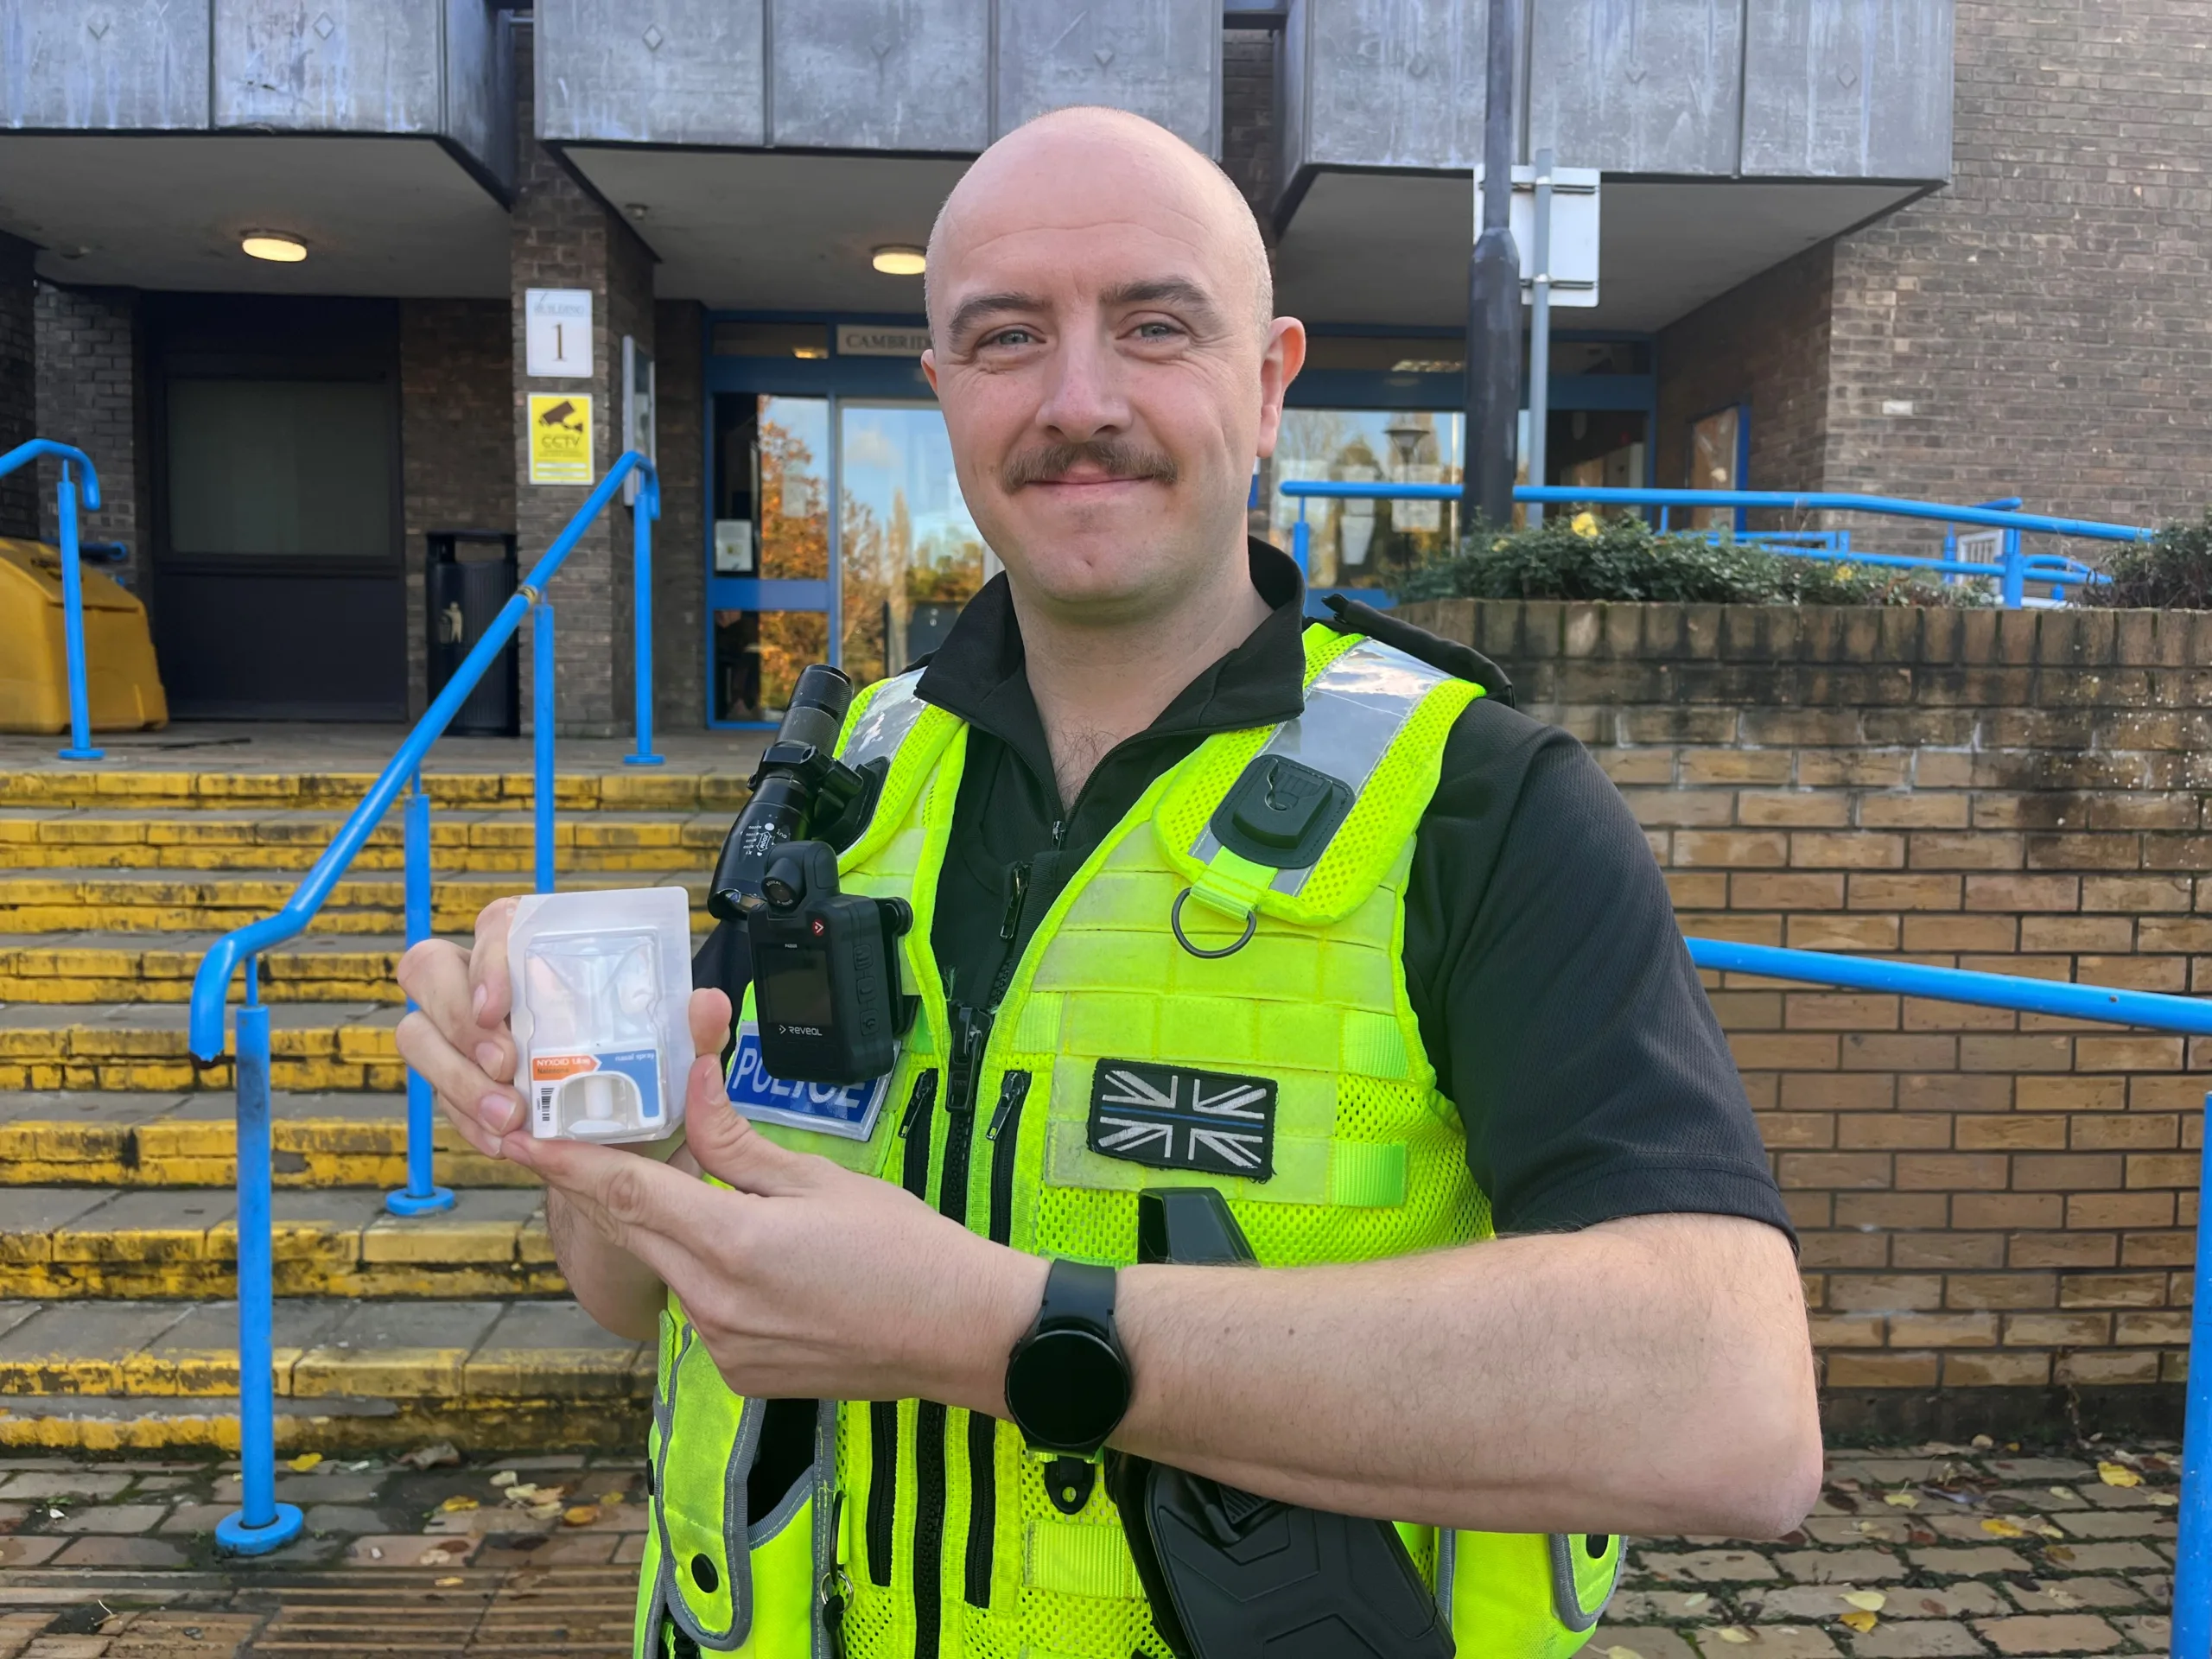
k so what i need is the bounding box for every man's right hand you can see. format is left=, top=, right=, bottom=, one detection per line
left=395, top=895, right=732, bottom=1165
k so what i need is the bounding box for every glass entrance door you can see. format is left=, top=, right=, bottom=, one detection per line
left=709, top=391, right=989, bottom=726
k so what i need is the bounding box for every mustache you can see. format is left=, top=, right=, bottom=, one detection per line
left=1000, top=437, right=1179, bottom=492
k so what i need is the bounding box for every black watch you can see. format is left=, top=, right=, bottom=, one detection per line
left=1004, top=1259, right=1133, bottom=1457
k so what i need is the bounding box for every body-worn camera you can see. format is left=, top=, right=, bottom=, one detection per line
left=709, top=664, right=915, bottom=1085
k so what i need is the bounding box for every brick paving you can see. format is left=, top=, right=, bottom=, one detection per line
left=0, top=1438, right=2181, bottom=1656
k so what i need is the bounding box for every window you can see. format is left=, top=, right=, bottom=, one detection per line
left=1687, top=405, right=1746, bottom=531
left=1265, top=410, right=1464, bottom=587
left=166, top=379, right=391, bottom=559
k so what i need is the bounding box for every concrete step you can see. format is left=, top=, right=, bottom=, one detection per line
left=0, top=768, right=750, bottom=814
left=0, top=1187, right=566, bottom=1300
left=0, top=868, right=709, bottom=936
left=0, top=807, right=728, bottom=874
left=0, top=1298, right=648, bottom=1452
left=0, top=928, right=709, bottom=1004
left=0, top=1091, right=534, bottom=1188
left=0, top=1003, right=407, bottom=1092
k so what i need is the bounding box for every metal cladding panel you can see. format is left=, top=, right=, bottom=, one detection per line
left=1530, top=0, right=1744, bottom=176
left=995, top=0, right=1220, bottom=156
left=534, top=0, right=766, bottom=148
left=1287, top=0, right=1490, bottom=171
left=1741, top=0, right=1954, bottom=180
left=772, top=0, right=988, bottom=152
left=442, top=0, right=516, bottom=190
left=2, top=0, right=212, bottom=130
left=214, top=0, right=443, bottom=133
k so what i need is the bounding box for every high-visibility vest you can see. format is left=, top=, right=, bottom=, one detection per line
left=637, top=625, right=1623, bottom=1658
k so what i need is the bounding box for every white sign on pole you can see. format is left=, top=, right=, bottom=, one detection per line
left=1474, top=165, right=1602, bottom=307
left=525, top=288, right=594, bottom=378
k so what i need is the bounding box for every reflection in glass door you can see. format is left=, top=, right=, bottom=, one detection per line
left=710, top=394, right=831, bottom=721
left=837, top=403, right=988, bottom=686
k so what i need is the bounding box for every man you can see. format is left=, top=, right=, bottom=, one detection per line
left=399, top=106, right=1819, bottom=1658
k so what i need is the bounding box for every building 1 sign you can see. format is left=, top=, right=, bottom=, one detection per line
left=526, top=288, right=594, bottom=377
left=528, top=393, right=594, bottom=485
left=836, top=324, right=932, bottom=358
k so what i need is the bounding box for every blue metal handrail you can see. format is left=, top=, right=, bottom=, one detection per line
left=1683, top=938, right=2209, bottom=1657
left=185, top=450, right=660, bottom=1555
left=0, top=439, right=105, bottom=760
left=1275, top=480, right=2153, bottom=608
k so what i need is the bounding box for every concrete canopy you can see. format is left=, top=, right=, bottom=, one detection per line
left=1273, top=172, right=1929, bottom=334
left=0, top=134, right=511, bottom=296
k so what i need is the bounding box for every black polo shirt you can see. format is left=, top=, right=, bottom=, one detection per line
left=697, top=543, right=1789, bottom=1241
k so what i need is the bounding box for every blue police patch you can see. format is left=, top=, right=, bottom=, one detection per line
left=725, top=1020, right=892, bottom=1141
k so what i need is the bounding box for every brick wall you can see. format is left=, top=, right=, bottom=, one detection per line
left=399, top=298, right=515, bottom=719
left=509, top=19, right=657, bottom=739
left=29, top=283, right=140, bottom=577
left=0, top=233, right=36, bottom=542
left=1654, top=244, right=1834, bottom=503
left=1405, top=595, right=2202, bottom=1435
left=1221, top=29, right=1277, bottom=227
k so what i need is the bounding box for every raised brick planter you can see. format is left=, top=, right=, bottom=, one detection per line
left=1403, top=598, right=2207, bottom=1438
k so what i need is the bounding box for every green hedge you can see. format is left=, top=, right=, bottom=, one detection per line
left=1393, top=514, right=1988, bottom=608
left=2079, top=511, right=2212, bottom=610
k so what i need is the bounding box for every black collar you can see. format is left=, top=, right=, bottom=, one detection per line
left=915, top=540, right=1309, bottom=787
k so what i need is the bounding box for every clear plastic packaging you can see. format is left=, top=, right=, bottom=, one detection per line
left=508, top=887, right=696, bottom=1143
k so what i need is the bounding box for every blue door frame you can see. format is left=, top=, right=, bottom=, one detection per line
left=698, top=316, right=1658, bottom=727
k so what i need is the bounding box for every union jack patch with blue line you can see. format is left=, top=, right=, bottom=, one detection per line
left=1086, top=1060, right=1276, bottom=1181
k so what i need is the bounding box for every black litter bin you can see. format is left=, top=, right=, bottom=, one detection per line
left=426, top=531, right=519, bottom=736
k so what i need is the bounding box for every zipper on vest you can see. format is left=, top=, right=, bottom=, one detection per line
left=984, top=1071, right=1031, bottom=1244
left=865, top=1401, right=897, bottom=1586
left=999, top=861, right=1030, bottom=942
left=912, top=1398, right=948, bottom=1659
left=897, top=1071, right=938, bottom=1201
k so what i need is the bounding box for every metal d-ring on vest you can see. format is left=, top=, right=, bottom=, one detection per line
left=1168, top=887, right=1257, bottom=958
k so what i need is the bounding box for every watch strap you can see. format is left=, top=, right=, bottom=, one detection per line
left=1037, top=1258, right=1117, bottom=1337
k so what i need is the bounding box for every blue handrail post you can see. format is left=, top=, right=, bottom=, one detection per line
left=2177, top=1086, right=2210, bottom=1659
left=626, top=473, right=664, bottom=767
left=213, top=977, right=303, bottom=1556
left=535, top=599, right=556, bottom=895
left=387, top=772, right=454, bottom=1217
left=1292, top=503, right=1310, bottom=578
left=54, top=466, right=102, bottom=763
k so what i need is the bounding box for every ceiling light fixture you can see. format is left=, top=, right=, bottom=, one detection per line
left=241, top=232, right=308, bottom=264
left=871, top=245, right=926, bottom=276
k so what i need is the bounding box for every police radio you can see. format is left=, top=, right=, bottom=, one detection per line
left=708, top=664, right=915, bottom=1085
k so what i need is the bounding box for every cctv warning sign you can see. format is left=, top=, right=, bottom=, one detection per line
left=528, top=393, right=593, bottom=485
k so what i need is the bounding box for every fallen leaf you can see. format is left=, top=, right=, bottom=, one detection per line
left=2034, top=1522, right=2066, bottom=1540
left=1840, top=1591, right=1886, bottom=1612
left=287, top=1452, right=323, bottom=1472
left=1714, top=1630, right=1751, bottom=1645
left=2043, top=1588, right=2079, bottom=1608
left=1882, top=1491, right=1918, bottom=1509
left=2047, top=1486, right=2078, bottom=1502
left=368, top=1547, right=384, bottom=1560
left=563, top=1505, right=599, bottom=1528
left=1680, top=1593, right=1710, bottom=1612
left=600, top=1491, right=625, bottom=1507
left=2096, top=1462, right=2141, bottom=1489
left=439, top=1495, right=480, bottom=1513
left=1839, top=1611, right=1878, bottom=1634
left=1980, top=1516, right=2025, bottom=1538
left=434, top=1576, right=464, bottom=1588
left=2044, top=1545, right=2075, bottom=1564
left=1970, top=1433, right=1994, bottom=1448
left=402, top=1441, right=462, bottom=1471
left=2149, top=1492, right=2178, bottom=1509
left=1604, top=1649, right=1643, bottom=1659
left=490, top=1470, right=518, bottom=1488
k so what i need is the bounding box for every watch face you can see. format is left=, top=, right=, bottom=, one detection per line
left=1007, top=1326, right=1132, bottom=1450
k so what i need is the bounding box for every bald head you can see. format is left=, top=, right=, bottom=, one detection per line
left=925, top=106, right=1272, bottom=340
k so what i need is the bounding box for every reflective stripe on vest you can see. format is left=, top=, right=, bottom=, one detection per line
left=1187, top=635, right=1452, bottom=899
left=841, top=670, right=926, bottom=772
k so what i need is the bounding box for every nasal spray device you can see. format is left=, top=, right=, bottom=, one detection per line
left=508, top=886, right=696, bottom=1143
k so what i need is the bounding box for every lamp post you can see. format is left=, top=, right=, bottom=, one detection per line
left=1464, top=0, right=1521, bottom=534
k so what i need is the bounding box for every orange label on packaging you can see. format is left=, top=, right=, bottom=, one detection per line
left=531, top=1053, right=600, bottom=1083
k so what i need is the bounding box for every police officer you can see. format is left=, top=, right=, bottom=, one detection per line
left=399, top=106, right=1820, bottom=1659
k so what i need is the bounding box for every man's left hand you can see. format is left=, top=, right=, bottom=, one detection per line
left=501, top=1062, right=1046, bottom=1409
